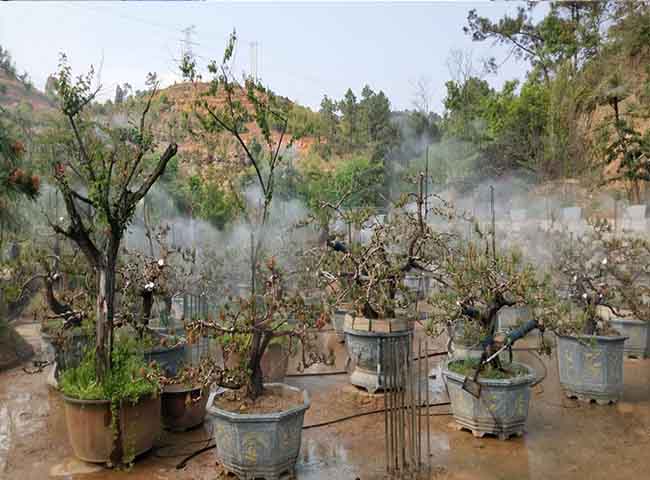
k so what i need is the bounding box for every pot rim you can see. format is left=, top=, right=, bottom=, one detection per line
left=344, top=327, right=412, bottom=337
left=62, top=392, right=158, bottom=406
left=207, top=383, right=310, bottom=422
left=144, top=342, right=186, bottom=354
left=442, top=361, right=535, bottom=387
left=556, top=333, right=628, bottom=342
left=163, top=383, right=208, bottom=394
left=609, top=316, right=648, bottom=326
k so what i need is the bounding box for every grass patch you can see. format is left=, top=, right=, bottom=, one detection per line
left=447, top=359, right=527, bottom=380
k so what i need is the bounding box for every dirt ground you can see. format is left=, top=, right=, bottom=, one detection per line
left=1, top=323, right=649, bottom=480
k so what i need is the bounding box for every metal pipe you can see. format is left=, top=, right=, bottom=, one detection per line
left=425, top=340, right=431, bottom=472
left=417, top=340, right=423, bottom=468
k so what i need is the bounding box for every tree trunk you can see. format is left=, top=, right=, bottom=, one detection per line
left=248, top=330, right=264, bottom=400
left=95, top=267, right=109, bottom=380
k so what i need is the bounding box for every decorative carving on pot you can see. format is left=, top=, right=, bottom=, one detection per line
left=207, top=384, right=310, bottom=480
left=556, top=334, right=626, bottom=404
left=344, top=314, right=412, bottom=394
left=443, top=362, right=535, bottom=440
left=609, top=316, right=650, bottom=358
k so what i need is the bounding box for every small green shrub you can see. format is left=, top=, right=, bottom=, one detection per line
left=59, top=336, right=160, bottom=403
left=448, top=359, right=527, bottom=380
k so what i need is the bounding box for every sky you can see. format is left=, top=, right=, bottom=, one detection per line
left=0, top=1, right=540, bottom=113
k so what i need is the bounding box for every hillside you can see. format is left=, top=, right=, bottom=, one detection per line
left=0, top=69, right=55, bottom=112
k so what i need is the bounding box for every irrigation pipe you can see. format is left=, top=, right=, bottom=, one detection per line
left=174, top=401, right=452, bottom=469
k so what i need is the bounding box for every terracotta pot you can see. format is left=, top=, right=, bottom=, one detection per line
left=63, top=394, right=161, bottom=464
left=161, top=384, right=208, bottom=431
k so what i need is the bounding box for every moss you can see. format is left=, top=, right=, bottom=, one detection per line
left=447, top=359, right=527, bottom=380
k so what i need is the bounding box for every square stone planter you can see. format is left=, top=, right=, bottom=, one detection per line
left=609, top=317, right=650, bottom=359
left=556, top=334, right=626, bottom=404
left=344, top=315, right=412, bottom=394
left=207, top=384, right=309, bottom=480
left=443, top=361, right=535, bottom=440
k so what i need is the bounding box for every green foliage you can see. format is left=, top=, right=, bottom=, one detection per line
left=448, top=359, right=528, bottom=379
left=59, top=336, right=160, bottom=402
left=428, top=240, right=565, bottom=343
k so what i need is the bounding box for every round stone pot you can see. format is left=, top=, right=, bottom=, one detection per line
left=144, top=343, right=186, bottom=377
left=207, top=383, right=310, bottom=480
left=443, top=361, right=535, bottom=440
left=161, top=384, right=208, bottom=431
left=63, top=394, right=161, bottom=464
left=609, top=317, right=649, bottom=359
left=556, top=334, right=626, bottom=404
left=344, top=316, right=412, bottom=394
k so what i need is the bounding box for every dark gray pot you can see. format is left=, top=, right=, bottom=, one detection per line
left=332, top=308, right=350, bottom=343
left=207, top=384, right=310, bottom=480
left=344, top=328, right=411, bottom=394
left=497, top=306, right=533, bottom=333
left=609, top=317, right=650, bottom=358
left=145, top=343, right=186, bottom=377
left=443, top=362, right=535, bottom=440
left=556, top=334, right=626, bottom=404
left=41, top=331, right=92, bottom=378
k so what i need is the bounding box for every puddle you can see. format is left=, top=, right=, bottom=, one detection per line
left=1, top=324, right=649, bottom=479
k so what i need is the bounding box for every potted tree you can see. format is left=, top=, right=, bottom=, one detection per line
left=429, top=237, right=561, bottom=440
left=45, top=57, right=177, bottom=465
left=179, top=32, right=331, bottom=478
left=551, top=223, right=643, bottom=403
left=550, top=223, right=622, bottom=404
left=601, top=235, right=650, bottom=359
left=316, top=175, right=453, bottom=393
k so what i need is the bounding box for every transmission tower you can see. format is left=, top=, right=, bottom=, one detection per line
left=249, top=41, right=259, bottom=81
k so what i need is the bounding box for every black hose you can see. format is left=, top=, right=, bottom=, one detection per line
left=175, top=444, right=216, bottom=469
left=302, top=402, right=451, bottom=430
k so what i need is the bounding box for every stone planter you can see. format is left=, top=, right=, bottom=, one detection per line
left=63, top=394, right=161, bottom=464
left=609, top=317, right=650, bottom=359
left=208, top=383, right=309, bottom=480
left=448, top=342, right=483, bottom=361
left=443, top=362, right=535, bottom=440
left=556, top=334, right=626, bottom=404
left=145, top=343, right=186, bottom=377
left=224, top=343, right=289, bottom=383
left=161, top=384, right=208, bottom=431
left=344, top=315, right=412, bottom=394
left=332, top=306, right=353, bottom=343
left=41, top=330, right=92, bottom=379
left=497, top=306, right=533, bottom=333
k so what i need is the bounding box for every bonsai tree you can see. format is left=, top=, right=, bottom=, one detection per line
left=46, top=56, right=178, bottom=379
left=549, top=220, right=650, bottom=335
left=428, top=236, right=562, bottom=362
left=179, top=31, right=329, bottom=400
left=315, top=175, right=456, bottom=320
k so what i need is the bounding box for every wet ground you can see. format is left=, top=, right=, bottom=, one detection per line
left=1, top=323, right=649, bottom=480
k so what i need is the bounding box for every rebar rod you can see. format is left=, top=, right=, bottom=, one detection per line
left=425, top=340, right=431, bottom=472
left=396, top=342, right=406, bottom=470
left=383, top=338, right=390, bottom=474
left=409, top=335, right=416, bottom=472
left=417, top=340, right=423, bottom=468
